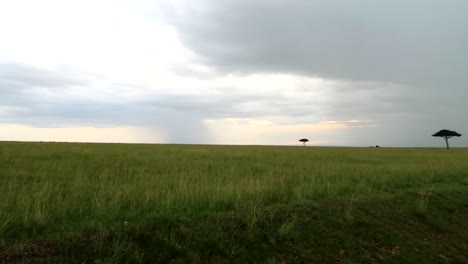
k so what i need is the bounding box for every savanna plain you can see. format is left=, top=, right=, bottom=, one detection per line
left=0, top=142, right=467, bottom=263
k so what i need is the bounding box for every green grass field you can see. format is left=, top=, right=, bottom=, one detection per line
left=0, top=142, right=467, bottom=263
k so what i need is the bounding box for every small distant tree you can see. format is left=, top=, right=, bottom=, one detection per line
left=432, top=129, right=461, bottom=149
left=299, top=138, right=309, bottom=146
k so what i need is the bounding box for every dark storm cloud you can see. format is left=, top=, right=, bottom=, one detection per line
left=160, top=0, right=468, bottom=88
left=156, top=0, right=468, bottom=146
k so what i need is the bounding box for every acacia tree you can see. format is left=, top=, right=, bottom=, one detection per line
left=432, top=129, right=461, bottom=149
left=299, top=138, right=309, bottom=146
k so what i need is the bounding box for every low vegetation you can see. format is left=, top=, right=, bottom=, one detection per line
left=0, top=142, right=467, bottom=263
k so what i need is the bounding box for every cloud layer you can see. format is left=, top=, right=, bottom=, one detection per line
left=156, top=0, right=468, bottom=146
left=1, top=1, right=467, bottom=146
left=161, top=0, right=468, bottom=87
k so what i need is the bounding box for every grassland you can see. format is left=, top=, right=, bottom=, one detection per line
left=0, top=142, right=467, bottom=263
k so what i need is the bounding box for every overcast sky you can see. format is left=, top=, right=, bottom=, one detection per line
left=1, top=0, right=467, bottom=147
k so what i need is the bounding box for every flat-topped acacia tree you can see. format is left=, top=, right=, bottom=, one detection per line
left=432, top=129, right=462, bottom=149
left=299, top=138, right=309, bottom=146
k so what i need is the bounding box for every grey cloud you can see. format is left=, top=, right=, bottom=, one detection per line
left=0, top=63, right=84, bottom=91
left=0, top=63, right=86, bottom=112
left=0, top=64, right=325, bottom=127
left=160, top=0, right=468, bottom=88
left=1, top=62, right=466, bottom=146
left=1, top=63, right=303, bottom=143
left=157, top=0, right=468, bottom=146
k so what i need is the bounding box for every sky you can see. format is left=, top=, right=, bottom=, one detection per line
left=1, top=0, right=467, bottom=147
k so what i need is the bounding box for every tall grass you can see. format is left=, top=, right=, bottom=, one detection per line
left=1, top=142, right=467, bottom=237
